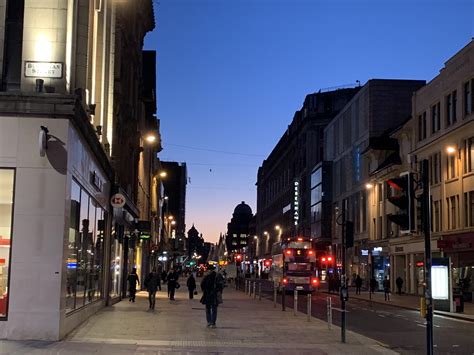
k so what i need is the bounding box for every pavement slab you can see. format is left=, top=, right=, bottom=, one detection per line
left=0, top=282, right=398, bottom=354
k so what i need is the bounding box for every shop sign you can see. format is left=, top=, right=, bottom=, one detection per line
left=293, top=180, right=300, bottom=226
left=25, top=61, right=63, bottom=78
left=111, top=193, right=126, bottom=208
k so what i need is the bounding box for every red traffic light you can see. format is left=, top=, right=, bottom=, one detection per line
left=321, top=257, right=326, bottom=262
left=327, top=256, right=333, bottom=262
left=264, top=259, right=271, bottom=267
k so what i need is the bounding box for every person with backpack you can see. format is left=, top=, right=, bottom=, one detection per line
left=200, top=264, right=224, bottom=328
left=144, top=268, right=161, bottom=310
left=127, top=268, right=140, bottom=303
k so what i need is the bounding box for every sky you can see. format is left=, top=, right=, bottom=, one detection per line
left=144, top=0, right=474, bottom=244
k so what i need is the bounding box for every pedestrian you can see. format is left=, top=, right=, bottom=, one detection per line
left=127, top=267, right=140, bottom=302
left=396, top=276, right=403, bottom=295
left=383, top=276, right=390, bottom=301
left=161, top=269, right=168, bottom=284
left=187, top=273, right=197, bottom=299
left=167, top=268, right=179, bottom=300
left=144, top=268, right=160, bottom=310
left=200, top=264, right=224, bottom=328
left=355, top=275, right=362, bottom=295
left=370, top=277, right=377, bottom=294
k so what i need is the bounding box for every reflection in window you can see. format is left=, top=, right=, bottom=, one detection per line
left=66, top=179, right=106, bottom=313
left=0, top=169, right=14, bottom=317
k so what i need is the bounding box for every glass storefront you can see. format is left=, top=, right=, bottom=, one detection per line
left=66, top=179, right=107, bottom=313
left=109, top=225, right=122, bottom=299
left=0, top=169, right=14, bottom=317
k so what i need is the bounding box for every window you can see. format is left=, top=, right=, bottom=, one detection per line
left=429, top=152, right=441, bottom=184
left=418, top=112, right=427, bottom=140
left=0, top=169, right=14, bottom=317
left=447, top=155, right=456, bottom=179
left=465, top=137, right=474, bottom=173
left=431, top=103, right=440, bottom=133
left=66, top=179, right=106, bottom=313
left=432, top=200, right=441, bottom=232
left=446, top=92, right=457, bottom=126
left=465, top=191, right=474, bottom=227
left=447, top=195, right=458, bottom=230
left=2, top=0, right=25, bottom=90
left=464, top=80, right=472, bottom=116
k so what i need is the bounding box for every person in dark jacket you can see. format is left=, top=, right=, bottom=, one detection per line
left=200, top=265, right=224, bottom=328
left=144, top=268, right=161, bottom=309
left=370, top=277, right=377, bottom=294
left=355, top=275, right=362, bottom=295
left=383, top=276, right=390, bottom=301
left=187, top=274, right=197, bottom=299
left=127, top=268, right=140, bottom=302
left=167, top=268, right=179, bottom=300
left=396, top=276, right=403, bottom=295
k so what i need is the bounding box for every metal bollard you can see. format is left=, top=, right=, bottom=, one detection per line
left=282, top=286, right=286, bottom=311
left=307, top=294, right=311, bottom=322
left=294, top=289, right=298, bottom=316
left=273, top=284, right=277, bottom=308
left=327, top=296, right=332, bottom=330
left=258, top=282, right=262, bottom=301
left=253, top=282, right=257, bottom=299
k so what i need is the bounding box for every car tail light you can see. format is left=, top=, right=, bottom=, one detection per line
left=327, top=256, right=333, bottom=262
left=311, top=278, right=319, bottom=286
left=285, top=249, right=292, bottom=256
left=297, top=237, right=303, bottom=241
left=282, top=278, right=288, bottom=284
left=321, top=257, right=326, bottom=262
left=308, top=250, right=314, bottom=256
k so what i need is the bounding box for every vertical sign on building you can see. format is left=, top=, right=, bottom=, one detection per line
left=293, top=180, right=300, bottom=227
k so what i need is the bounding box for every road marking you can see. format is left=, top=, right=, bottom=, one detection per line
left=378, top=315, right=386, bottom=318
left=452, top=345, right=460, bottom=348
left=417, top=324, right=426, bottom=328
left=434, top=325, right=441, bottom=328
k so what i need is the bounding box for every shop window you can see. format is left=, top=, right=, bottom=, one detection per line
left=66, top=179, right=106, bottom=313
left=0, top=169, right=14, bottom=317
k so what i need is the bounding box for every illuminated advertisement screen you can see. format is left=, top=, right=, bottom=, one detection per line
left=432, top=265, right=449, bottom=300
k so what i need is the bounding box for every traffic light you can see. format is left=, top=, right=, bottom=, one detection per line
left=386, top=173, right=415, bottom=232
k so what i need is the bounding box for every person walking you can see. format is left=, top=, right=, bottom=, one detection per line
left=127, top=268, right=140, bottom=303
left=144, top=268, right=160, bottom=310
left=187, top=273, right=197, bottom=299
left=167, top=268, right=179, bottom=300
left=383, top=276, right=390, bottom=301
left=200, top=265, right=224, bottom=328
left=396, top=276, right=404, bottom=295
left=355, top=275, right=362, bottom=295
left=370, top=276, right=377, bottom=294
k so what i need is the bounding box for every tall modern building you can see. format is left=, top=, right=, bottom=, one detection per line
left=0, top=0, right=156, bottom=340
left=255, top=88, right=359, bottom=258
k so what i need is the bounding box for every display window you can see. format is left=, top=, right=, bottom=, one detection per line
left=0, top=169, right=14, bottom=318
left=66, top=179, right=106, bottom=313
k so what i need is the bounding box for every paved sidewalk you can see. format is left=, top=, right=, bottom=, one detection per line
left=1, top=282, right=398, bottom=354
left=328, top=287, right=474, bottom=322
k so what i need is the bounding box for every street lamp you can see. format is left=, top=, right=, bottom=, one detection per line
left=446, top=145, right=457, bottom=155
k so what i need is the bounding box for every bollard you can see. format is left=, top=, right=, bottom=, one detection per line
left=294, top=289, right=298, bottom=316
left=282, top=286, right=286, bottom=311
left=307, top=293, right=311, bottom=322
left=327, top=296, right=332, bottom=330
left=253, top=281, right=257, bottom=299
left=245, top=280, right=247, bottom=294
left=273, top=284, right=277, bottom=308
left=259, top=281, right=262, bottom=301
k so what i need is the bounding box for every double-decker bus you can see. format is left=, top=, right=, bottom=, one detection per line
left=269, top=236, right=319, bottom=292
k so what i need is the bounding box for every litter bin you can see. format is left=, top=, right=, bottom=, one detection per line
left=454, top=294, right=464, bottom=313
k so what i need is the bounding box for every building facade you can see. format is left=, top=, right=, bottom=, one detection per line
left=324, top=79, right=426, bottom=285
left=368, top=40, right=474, bottom=298
left=0, top=0, right=156, bottom=340
left=255, top=88, right=359, bottom=259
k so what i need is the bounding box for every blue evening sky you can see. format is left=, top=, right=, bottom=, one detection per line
left=144, top=0, right=473, bottom=244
